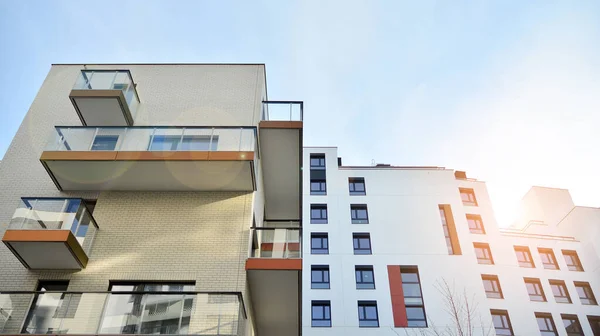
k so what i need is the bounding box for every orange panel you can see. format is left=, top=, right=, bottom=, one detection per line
left=388, top=265, right=408, bottom=327
left=208, top=151, right=254, bottom=161
left=245, top=258, right=302, bottom=270
left=259, top=121, right=303, bottom=129
left=41, top=151, right=117, bottom=161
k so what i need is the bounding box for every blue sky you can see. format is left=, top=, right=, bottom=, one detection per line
left=1, top=0, right=600, bottom=226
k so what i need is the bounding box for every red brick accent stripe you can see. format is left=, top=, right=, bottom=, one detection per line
left=388, top=265, right=408, bottom=327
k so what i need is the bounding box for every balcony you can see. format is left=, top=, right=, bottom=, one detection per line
left=0, top=291, right=246, bottom=335
left=259, top=101, right=303, bottom=221
left=70, top=70, right=140, bottom=126
left=1, top=198, right=98, bottom=270
left=41, top=126, right=257, bottom=191
left=246, top=225, right=301, bottom=336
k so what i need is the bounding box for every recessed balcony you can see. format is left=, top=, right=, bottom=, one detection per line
left=246, top=225, right=301, bottom=336
left=2, top=198, right=98, bottom=270
left=260, top=101, right=303, bottom=221
left=69, top=70, right=140, bottom=126
left=40, top=126, right=257, bottom=191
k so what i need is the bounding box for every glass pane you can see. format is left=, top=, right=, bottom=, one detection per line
left=312, top=306, right=323, bottom=319
left=91, top=135, right=119, bottom=151
left=365, top=306, right=377, bottom=319
left=406, top=307, right=425, bottom=319
left=312, top=271, right=323, bottom=282
left=22, top=293, right=67, bottom=333
left=401, top=273, right=418, bottom=283
left=99, top=293, right=144, bottom=334
left=149, top=135, right=180, bottom=151
left=362, top=271, right=373, bottom=282
left=402, top=283, right=422, bottom=297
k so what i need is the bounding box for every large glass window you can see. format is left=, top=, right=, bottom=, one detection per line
left=311, top=266, right=330, bottom=289
left=561, top=314, right=584, bottom=336
left=575, top=281, right=597, bottom=305
left=311, top=233, right=329, bottom=254
left=311, top=301, right=331, bottom=327
left=401, top=267, right=426, bottom=327
left=353, top=233, right=372, bottom=255
left=350, top=204, right=369, bottom=224
left=515, top=246, right=535, bottom=268
left=539, top=248, right=559, bottom=270
left=536, top=312, right=558, bottom=336
left=349, top=177, right=366, bottom=195
left=357, top=301, right=379, bottom=327
left=310, top=204, right=328, bottom=224
left=22, top=281, right=70, bottom=334
left=355, top=266, right=375, bottom=289
left=562, top=250, right=584, bottom=271
left=474, top=243, right=494, bottom=264
left=549, top=280, right=571, bottom=303
left=491, top=310, right=514, bottom=336
left=482, top=274, right=503, bottom=299
left=98, top=283, right=195, bottom=334
left=525, top=278, right=547, bottom=302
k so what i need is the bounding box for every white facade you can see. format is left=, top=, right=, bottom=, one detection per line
left=302, top=147, right=600, bottom=336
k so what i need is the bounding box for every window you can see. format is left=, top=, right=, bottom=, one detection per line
left=311, top=301, right=331, bottom=327
left=549, top=280, right=571, bottom=303
left=353, top=233, right=372, bottom=255
left=357, top=301, right=379, bottom=327
left=474, top=243, right=494, bottom=264
left=466, top=214, right=485, bottom=234
left=91, top=135, right=119, bottom=151
left=311, top=233, right=329, bottom=254
left=481, top=274, right=503, bottom=299
left=539, top=248, right=559, bottom=270
left=491, top=310, right=514, bottom=336
left=310, top=180, right=327, bottom=195
left=575, top=281, right=597, bottom=305
left=459, top=188, right=477, bottom=206
left=561, top=314, right=584, bottom=336
left=310, top=204, right=328, bottom=224
left=401, top=267, right=426, bottom=327
left=439, top=205, right=461, bottom=255
left=588, top=316, right=600, bottom=335
left=355, top=266, right=375, bottom=289
left=22, top=281, right=70, bottom=334
left=310, top=154, right=326, bottom=170
left=536, top=312, right=558, bottom=336
left=149, top=135, right=217, bottom=151
left=562, top=250, right=584, bottom=271
left=515, top=246, right=535, bottom=268
left=311, top=266, right=330, bottom=289
left=525, top=278, right=547, bottom=302
left=349, top=177, right=366, bottom=195
left=351, top=204, right=369, bottom=224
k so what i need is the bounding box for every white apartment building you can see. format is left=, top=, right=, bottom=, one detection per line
left=0, top=64, right=303, bottom=336
left=302, top=147, right=600, bottom=336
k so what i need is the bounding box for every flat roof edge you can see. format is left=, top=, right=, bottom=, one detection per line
left=52, top=63, right=266, bottom=66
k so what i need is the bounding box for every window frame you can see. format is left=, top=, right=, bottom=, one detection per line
left=535, top=312, right=558, bottom=336
left=357, top=301, right=379, bottom=328
left=474, top=242, right=494, bottom=265
left=574, top=281, right=597, bottom=305
left=310, top=233, right=329, bottom=255
left=561, top=314, right=584, bottom=336
left=349, top=177, right=366, bottom=195
left=350, top=204, right=369, bottom=224
left=310, top=180, right=327, bottom=195
left=538, top=248, right=560, bottom=270
left=352, top=233, right=372, bottom=255
left=311, top=265, right=330, bottom=289
left=524, top=278, right=547, bottom=302
left=310, top=204, right=328, bottom=224
left=310, top=154, right=326, bottom=170
left=459, top=187, right=478, bottom=206
left=401, top=266, right=427, bottom=327
left=515, top=246, right=535, bottom=268
left=490, top=309, right=514, bottom=336
left=355, top=266, right=376, bottom=289
left=311, top=300, right=331, bottom=327
left=466, top=214, right=485, bottom=234
left=481, top=274, right=503, bottom=299
left=549, top=280, right=571, bottom=304
left=562, top=250, right=584, bottom=271
left=588, top=316, right=600, bottom=335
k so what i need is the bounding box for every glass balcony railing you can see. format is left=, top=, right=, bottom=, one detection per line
left=262, top=101, right=303, bottom=121
left=8, top=198, right=98, bottom=254
left=73, top=70, right=140, bottom=119
left=45, top=126, right=257, bottom=153
left=0, top=291, right=246, bottom=335
left=250, top=227, right=301, bottom=258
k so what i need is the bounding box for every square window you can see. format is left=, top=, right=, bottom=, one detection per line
left=474, top=243, right=494, bottom=265
left=491, top=310, right=514, bottom=336
left=350, top=204, right=369, bottom=224
left=355, top=266, right=375, bottom=289
left=311, top=233, right=329, bottom=254
left=525, top=278, right=547, bottom=302
left=562, top=250, right=584, bottom=271
left=310, top=180, right=327, bottom=195
left=482, top=274, right=503, bottom=299
left=358, top=301, right=379, bottom=327
left=535, top=312, right=558, bottom=336
left=349, top=178, right=366, bottom=195
left=466, top=214, right=485, bottom=234
left=310, top=204, right=328, bottom=224
left=538, top=248, right=559, bottom=270
left=575, top=281, right=597, bottom=305
left=310, top=154, right=326, bottom=170
left=459, top=188, right=477, bottom=206
left=515, top=246, right=535, bottom=268
left=91, top=135, right=119, bottom=151
left=311, top=266, right=330, bottom=289
left=353, top=233, right=372, bottom=255
left=549, top=280, right=571, bottom=303
left=561, top=314, right=584, bottom=336
left=311, top=301, right=331, bottom=327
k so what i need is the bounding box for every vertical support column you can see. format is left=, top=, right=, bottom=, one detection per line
left=387, top=265, right=408, bottom=327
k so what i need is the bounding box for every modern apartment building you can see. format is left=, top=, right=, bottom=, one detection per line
left=303, top=147, right=600, bottom=335
left=0, top=64, right=303, bottom=336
